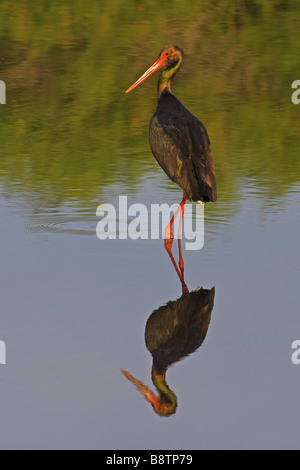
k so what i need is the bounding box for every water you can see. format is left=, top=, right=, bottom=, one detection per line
left=0, top=1, right=300, bottom=450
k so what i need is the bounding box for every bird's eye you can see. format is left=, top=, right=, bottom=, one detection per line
left=165, top=52, right=169, bottom=56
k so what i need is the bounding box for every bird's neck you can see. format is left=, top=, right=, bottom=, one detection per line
left=158, top=56, right=183, bottom=97
left=151, top=364, right=177, bottom=410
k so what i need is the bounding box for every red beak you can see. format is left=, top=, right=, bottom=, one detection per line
left=120, top=368, right=162, bottom=411
left=125, top=57, right=166, bottom=93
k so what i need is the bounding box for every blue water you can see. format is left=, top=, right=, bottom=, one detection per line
left=0, top=175, right=299, bottom=449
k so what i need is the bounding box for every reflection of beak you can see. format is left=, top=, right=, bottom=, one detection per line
left=125, top=57, right=166, bottom=93
left=120, top=369, right=162, bottom=412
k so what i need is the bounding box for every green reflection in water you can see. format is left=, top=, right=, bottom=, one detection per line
left=0, top=0, right=299, bottom=212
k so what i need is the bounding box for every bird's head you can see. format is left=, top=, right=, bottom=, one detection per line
left=158, top=45, right=184, bottom=68
left=125, top=45, right=184, bottom=94
left=120, top=368, right=177, bottom=417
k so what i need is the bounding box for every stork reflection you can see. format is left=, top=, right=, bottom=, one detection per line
left=121, top=230, right=215, bottom=415
left=121, top=285, right=214, bottom=416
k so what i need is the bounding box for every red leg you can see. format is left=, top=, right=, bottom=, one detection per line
left=164, top=206, right=181, bottom=240
left=177, top=195, right=185, bottom=268
left=164, top=194, right=188, bottom=294
left=164, top=194, right=187, bottom=240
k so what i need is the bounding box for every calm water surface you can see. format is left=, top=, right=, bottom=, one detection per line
left=0, top=1, right=300, bottom=449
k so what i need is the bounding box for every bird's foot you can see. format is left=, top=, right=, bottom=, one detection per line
left=182, top=282, right=189, bottom=294
left=164, top=236, right=173, bottom=252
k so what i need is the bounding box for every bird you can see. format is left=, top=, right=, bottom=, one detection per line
left=121, top=286, right=215, bottom=416
left=126, top=45, right=217, bottom=239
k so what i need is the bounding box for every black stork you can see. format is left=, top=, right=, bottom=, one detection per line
left=126, top=45, right=217, bottom=234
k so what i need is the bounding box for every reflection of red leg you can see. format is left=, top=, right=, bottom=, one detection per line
left=164, top=194, right=188, bottom=294
left=178, top=237, right=188, bottom=294
left=178, top=237, right=184, bottom=280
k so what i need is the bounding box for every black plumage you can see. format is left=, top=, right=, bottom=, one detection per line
left=150, top=91, right=217, bottom=202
